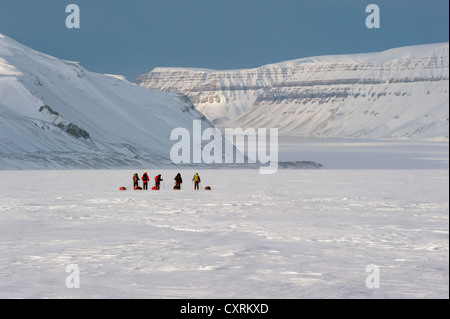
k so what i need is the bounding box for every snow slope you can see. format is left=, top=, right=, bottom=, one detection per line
left=0, top=33, right=212, bottom=169
left=137, top=43, right=449, bottom=139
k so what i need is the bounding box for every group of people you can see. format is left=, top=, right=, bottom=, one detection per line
left=132, top=172, right=201, bottom=190
left=133, top=172, right=162, bottom=190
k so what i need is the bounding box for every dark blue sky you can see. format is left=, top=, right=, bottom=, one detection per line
left=0, top=0, right=448, bottom=81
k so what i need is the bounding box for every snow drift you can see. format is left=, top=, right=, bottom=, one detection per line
left=0, top=33, right=212, bottom=169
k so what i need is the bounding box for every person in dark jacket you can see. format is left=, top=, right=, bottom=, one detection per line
left=174, top=173, right=183, bottom=190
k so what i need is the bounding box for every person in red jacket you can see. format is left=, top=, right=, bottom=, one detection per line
left=154, top=174, right=163, bottom=190
left=141, top=172, right=150, bottom=190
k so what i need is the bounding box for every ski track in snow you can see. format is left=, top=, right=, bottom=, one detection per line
left=0, top=169, right=448, bottom=299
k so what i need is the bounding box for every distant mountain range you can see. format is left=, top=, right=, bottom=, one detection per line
left=137, top=42, right=449, bottom=140
left=1, top=33, right=448, bottom=170
left=0, top=33, right=211, bottom=169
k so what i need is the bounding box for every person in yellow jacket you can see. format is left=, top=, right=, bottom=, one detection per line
left=192, top=173, right=201, bottom=190
left=132, top=173, right=140, bottom=190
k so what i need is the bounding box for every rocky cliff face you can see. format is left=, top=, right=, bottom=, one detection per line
left=0, top=33, right=212, bottom=169
left=137, top=64, right=295, bottom=125
left=137, top=43, right=449, bottom=139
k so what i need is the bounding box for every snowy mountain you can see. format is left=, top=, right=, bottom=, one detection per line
left=0, top=33, right=212, bottom=169
left=137, top=43, right=449, bottom=140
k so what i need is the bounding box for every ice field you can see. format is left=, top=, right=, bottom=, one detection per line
left=0, top=165, right=448, bottom=299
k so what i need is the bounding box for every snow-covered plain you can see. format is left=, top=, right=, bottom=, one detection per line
left=0, top=141, right=448, bottom=299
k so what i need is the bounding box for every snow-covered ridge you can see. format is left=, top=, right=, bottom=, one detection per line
left=104, top=74, right=127, bottom=81
left=137, top=43, right=449, bottom=139
left=0, top=33, right=212, bottom=169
